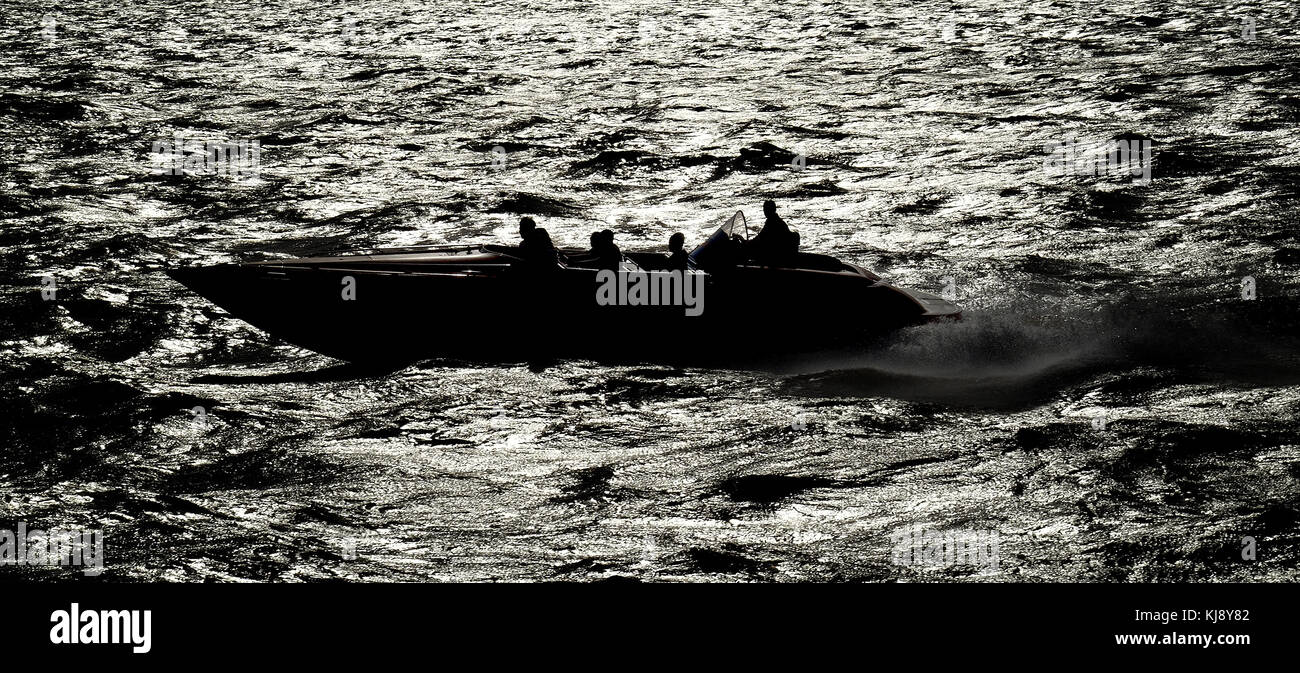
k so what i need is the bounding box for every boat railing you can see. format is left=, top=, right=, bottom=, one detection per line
left=324, top=243, right=487, bottom=256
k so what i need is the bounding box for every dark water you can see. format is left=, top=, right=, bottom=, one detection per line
left=2, top=0, right=1299, bottom=581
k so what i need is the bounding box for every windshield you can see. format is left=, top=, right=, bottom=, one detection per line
left=689, top=210, right=746, bottom=264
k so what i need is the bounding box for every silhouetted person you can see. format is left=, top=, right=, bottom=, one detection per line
left=666, top=232, right=688, bottom=270
left=751, top=200, right=797, bottom=263
left=523, top=227, right=559, bottom=270
left=518, top=217, right=537, bottom=252
left=594, top=229, right=621, bottom=271
left=568, top=231, right=604, bottom=269
left=513, top=216, right=559, bottom=270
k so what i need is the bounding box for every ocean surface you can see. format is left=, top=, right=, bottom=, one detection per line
left=2, top=0, right=1299, bottom=581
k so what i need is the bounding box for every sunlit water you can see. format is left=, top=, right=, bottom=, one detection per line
left=1, top=0, right=1299, bottom=581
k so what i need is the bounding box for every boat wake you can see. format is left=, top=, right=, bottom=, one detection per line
left=778, top=295, right=1300, bottom=409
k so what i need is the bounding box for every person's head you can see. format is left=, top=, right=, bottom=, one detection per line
left=533, top=228, right=552, bottom=246
left=519, top=217, right=536, bottom=238
left=600, top=229, right=615, bottom=245
left=763, top=200, right=777, bottom=217
left=669, top=232, right=685, bottom=253
left=590, top=231, right=601, bottom=248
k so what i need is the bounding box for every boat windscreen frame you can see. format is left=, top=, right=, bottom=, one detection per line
left=688, top=211, right=747, bottom=266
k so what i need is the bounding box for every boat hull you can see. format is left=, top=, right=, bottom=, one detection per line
left=168, top=254, right=958, bottom=363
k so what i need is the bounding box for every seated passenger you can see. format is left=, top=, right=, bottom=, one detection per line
left=594, top=229, right=621, bottom=272
left=517, top=217, right=538, bottom=256
left=569, top=231, right=607, bottom=269
left=666, top=232, right=688, bottom=271
left=520, top=227, right=559, bottom=270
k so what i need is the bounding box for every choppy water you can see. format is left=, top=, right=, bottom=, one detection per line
left=2, top=0, right=1299, bottom=581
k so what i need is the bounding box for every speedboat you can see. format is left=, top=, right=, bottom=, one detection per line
left=167, top=211, right=960, bottom=362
